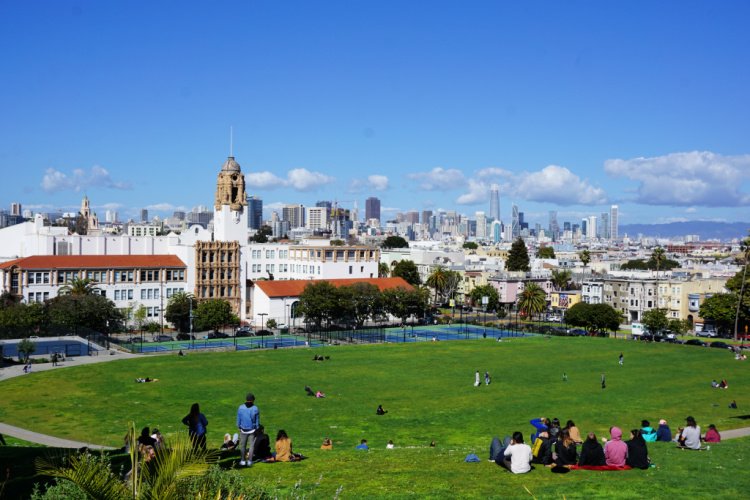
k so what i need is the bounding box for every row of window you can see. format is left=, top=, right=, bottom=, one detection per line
left=200, top=270, right=234, bottom=280
left=28, top=292, right=50, bottom=303
left=28, top=272, right=51, bottom=284
left=199, top=285, right=234, bottom=298
left=200, top=252, right=235, bottom=263
left=113, top=287, right=184, bottom=302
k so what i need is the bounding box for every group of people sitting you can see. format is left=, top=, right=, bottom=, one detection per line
left=304, top=386, right=326, bottom=398
left=221, top=426, right=304, bottom=462
left=711, top=379, right=729, bottom=389
left=491, top=416, right=709, bottom=474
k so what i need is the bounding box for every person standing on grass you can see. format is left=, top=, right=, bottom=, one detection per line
left=619, top=353, right=624, bottom=366
left=601, top=373, right=606, bottom=389
left=237, top=392, right=260, bottom=466
left=475, top=370, right=481, bottom=387
left=485, top=371, right=491, bottom=385
left=182, top=402, right=208, bottom=450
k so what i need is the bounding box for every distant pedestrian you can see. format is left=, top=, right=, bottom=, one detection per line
left=563, top=372, right=568, bottom=382
left=485, top=371, right=491, bottom=385
left=619, top=353, right=623, bottom=366
left=237, top=393, right=260, bottom=466
left=601, top=373, right=606, bottom=389
left=475, top=370, right=481, bottom=387
left=51, top=353, right=57, bottom=366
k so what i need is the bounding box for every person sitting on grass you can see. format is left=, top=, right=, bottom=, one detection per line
left=530, top=428, right=553, bottom=466
left=565, top=420, right=582, bottom=444
left=137, top=427, right=157, bottom=449
left=704, top=424, right=721, bottom=443
left=603, top=427, right=628, bottom=467
left=221, top=433, right=238, bottom=450
left=529, top=417, right=550, bottom=443
left=356, top=439, right=369, bottom=450
left=626, top=429, right=650, bottom=469
left=656, top=419, right=672, bottom=442
left=271, top=429, right=302, bottom=462
left=553, top=428, right=578, bottom=467
left=315, top=390, right=326, bottom=398
left=677, top=416, right=702, bottom=450
left=640, top=420, right=657, bottom=442
left=305, top=385, right=315, bottom=396
left=578, top=432, right=606, bottom=466
left=253, top=426, right=273, bottom=461
left=496, top=432, right=533, bottom=474
left=320, top=437, right=333, bottom=450
left=376, top=404, right=388, bottom=415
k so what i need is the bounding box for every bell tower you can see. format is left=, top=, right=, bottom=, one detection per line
left=213, top=156, right=248, bottom=242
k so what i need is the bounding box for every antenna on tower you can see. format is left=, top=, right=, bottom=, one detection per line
left=229, top=126, right=234, bottom=157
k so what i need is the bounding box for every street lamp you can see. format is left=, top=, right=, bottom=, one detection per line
left=189, top=296, right=194, bottom=349
left=259, top=313, right=267, bottom=348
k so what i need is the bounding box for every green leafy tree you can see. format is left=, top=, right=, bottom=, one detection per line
left=620, top=258, right=680, bottom=271
left=378, top=262, right=390, bottom=278
left=165, top=291, right=194, bottom=333
left=0, top=291, right=21, bottom=308
left=699, top=293, right=741, bottom=335
left=536, top=246, right=555, bottom=259
left=330, top=239, right=346, bottom=246
left=382, top=235, right=409, bottom=249
left=383, top=287, right=428, bottom=325
left=731, top=232, right=750, bottom=339
left=426, top=266, right=449, bottom=304
left=641, top=308, right=669, bottom=334
left=551, top=269, right=572, bottom=291
left=462, top=241, right=478, bottom=250
left=265, top=318, right=278, bottom=329
left=17, top=338, right=36, bottom=362
left=517, top=283, right=547, bottom=319
left=133, top=304, right=147, bottom=334
left=250, top=225, right=272, bottom=243
left=506, top=238, right=530, bottom=272
left=297, top=281, right=340, bottom=330
left=469, top=284, right=500, bottom=312
left=46, top=294, right=124, bottom=335
left=565, top=302, right=621, bottom=333
left=391, top=260, right=421, bottom=286
left=193, top=299, right=233, bottom=333
left=340, top=282, right=383, bottom=327
left=668, top=318, right=690, bottom=335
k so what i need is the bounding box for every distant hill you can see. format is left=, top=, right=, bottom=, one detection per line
left=619, top=221, right=749, bottom=241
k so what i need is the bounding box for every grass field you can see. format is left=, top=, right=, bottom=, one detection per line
left=1, top=336, right=749, bottom=498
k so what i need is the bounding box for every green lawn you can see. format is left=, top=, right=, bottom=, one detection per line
left=1, top=336, right=749, bottom=498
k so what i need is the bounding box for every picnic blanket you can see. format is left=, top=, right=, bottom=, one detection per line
left=569, top=465, right=632, bottom=471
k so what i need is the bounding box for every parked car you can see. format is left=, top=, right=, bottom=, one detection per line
left=176, top=333, right=193, bottom=341
left=684, top=339, right=707, bottom=347
left=709, top=341, right=732, bottom=350
left=697, top=330, right=718, bottom=338
left=547, top=315, right=562, bottom=322
left=154, top=335, right=174, bottom=342
left=208, top=331, right=229, bottom=339
left=567, top=328, right=587, bottom=336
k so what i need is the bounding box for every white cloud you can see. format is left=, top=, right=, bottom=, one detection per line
left=41, top=165, right=132, bottom=193
left=248, top=169, right=334, bottom=192
left=145, top=203, right=187, bottom=212
left=408, top=167, right=466, bottom=191
left=604, top=151, right=750, bottom=207
left=367, top=175, right=389, bottom=191
left=516, top=165, right=607, bottom=205
left=456, top=179, right=489, bottom=205
left=476, top=167, right=514, bottom=180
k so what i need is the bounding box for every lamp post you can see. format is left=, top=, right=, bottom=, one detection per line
left=189, top=296, right=194, bottom=349
left=259, top=313, right=267, bottom=349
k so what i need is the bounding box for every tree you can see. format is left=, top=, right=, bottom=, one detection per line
left=59, top=277, right=99, bottom=296
left=579, top=250, right=591, bottom=274
left=668, top=318, right=690, bottom=335
left=378, top=262, right=390, bottom=278
left=297, top=281, right=340, bottom=330
left=17, top=338, right=35, bottom=362
left=551, top=269, right=572, bottom=291
left=391, top=260, right=421, bottom=286
left=536, top=246, right=555, bottom=259
left=426, top=266, right=449, bottom=304
left=250, top=225, right=272, bottom=243
left=700, top=293, right=741, bottom=336
left=517, top=283, right=546, bottom=320
left=382, top=235, right=409, bottom=249
left=46, top=294, right=124, bottom=335
left=193, top=299, right=233, bottom=333
left=339, top=282, right=383, bottom=327
left=641, top=308, right=669, bottom=334
left=133, top=304, right=147, bottom=334
left=266, top=318, right=278, bottom=329
left=165, top=292, right=194, bottom=333
left=506, top=238, right=530, bottom=272
left=462, top=241, right=478, bottom=250
left=469, top=284, right=500, bottom=312
left=732, top=232, right=750, bottom=340
left=651, top=247, right=666, bottom=276
left=330, top=239, right=346, bottom=246
left=0, top=291, right=21, bottom=308
left=565, top=302, right=621, bottom=334
left=383, top=287, right=428, bottom=325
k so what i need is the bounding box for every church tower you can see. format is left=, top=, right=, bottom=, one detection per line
left=213, top=156, right=248, bottom=242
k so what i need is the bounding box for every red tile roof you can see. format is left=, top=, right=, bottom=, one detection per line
left=255, top=277, right=413, bottom=298
left=0, top=254, right=186, bottom=270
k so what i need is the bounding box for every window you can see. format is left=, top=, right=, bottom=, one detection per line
left=141, top=289, right=147, bottom=300
left=349, top=265, right=353, bottom=274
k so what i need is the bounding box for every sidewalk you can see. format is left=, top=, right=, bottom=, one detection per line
left=0, top=349, right=139, bottom=380
left=0, top=422, right=114, bottom=450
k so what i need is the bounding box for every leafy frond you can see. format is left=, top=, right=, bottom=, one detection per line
left=35, top=453, right=129, bottom=500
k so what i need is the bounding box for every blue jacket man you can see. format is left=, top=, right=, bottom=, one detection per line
left=237, top=393, right=260, bottom=466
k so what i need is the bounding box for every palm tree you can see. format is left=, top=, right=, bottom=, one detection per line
left=378, top=262, right=390, bottom=278
left=579, top=250, right=591, bottom=274
left=517, top=282, right=547, bottom=322
left=551, top=269, right=572, bottom=291
left=651, top=247, right=666, bottom=310
left=734, top=234, right=750, bottom=341
left=59, top=277, right=99, bottom=296
left=426, top=266, right=449, bottom=304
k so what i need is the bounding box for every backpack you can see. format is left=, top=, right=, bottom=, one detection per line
left=532, top=437, right=544, bottom=458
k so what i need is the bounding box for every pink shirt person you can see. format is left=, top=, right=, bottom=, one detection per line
left=604, top=427, right=628, bottom=467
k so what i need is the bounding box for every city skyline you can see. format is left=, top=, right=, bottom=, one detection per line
left=2, top=1, right=749, bottom=226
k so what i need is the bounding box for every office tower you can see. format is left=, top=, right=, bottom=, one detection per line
left=563, top=221, right=571, bottom=232
left=489, top=184, right=500, bottom=221
left=599, top=212, right=609, bottom=239
left=475, top=211, right=487, bottom=239
left=306, top=206, right=329, bottom=230
left=282, top=204, right=305, bottom=228
left=548, top=211, right=559, bottom=241
left=581, top=218, right=588, bottom=236
left=492, top=220, right=502, bottom=243
left=421, top=210, right=433, bottom=226
left=511, top=204, right=520, bottom=238
left=587, top=215, right=597, bottom=239
left=351, top=200, right=359, bottom=223
left=105, top=210, right=119, bottom=223
left=140, top=209, right=148, bottom=222
left=365, top=197, right=381, bottom=222
left=10, top=202, right=21, bottom=216
left=315, top=200, right=332, bottom=210
left=247, top=195, right=263, bottom=229
left=405, top=211, right=419, bottom=224
left=172, top=211, right=185, bottom=221
left=610, top=205, right=619, bottom=241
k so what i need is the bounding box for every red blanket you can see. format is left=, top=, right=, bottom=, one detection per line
left=569, top=465, right=632, bottom=471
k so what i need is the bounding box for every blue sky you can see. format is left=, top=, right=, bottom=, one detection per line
left=1, top=0, right=749, bottom=226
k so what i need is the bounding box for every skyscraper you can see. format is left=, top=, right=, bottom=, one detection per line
left=140, top=209, right=148, bottom=222
left=282, top=204, right=305, bottom=228
left=10, top=202, right=21, bottom=216
left=548, top=211, right=559, bottom=241
left=475, top=211, right=487, bottom=239
left=247, top=195, right=263, bottom=229
left=610, top=205, right=619, bottom=241
left=489, top=184, right=500, bottom=221
left=365, top=197, right=381, bottom=222
left=511, top=204, right=520, bottom=238
left=587, top=215, right=597, bottom=240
